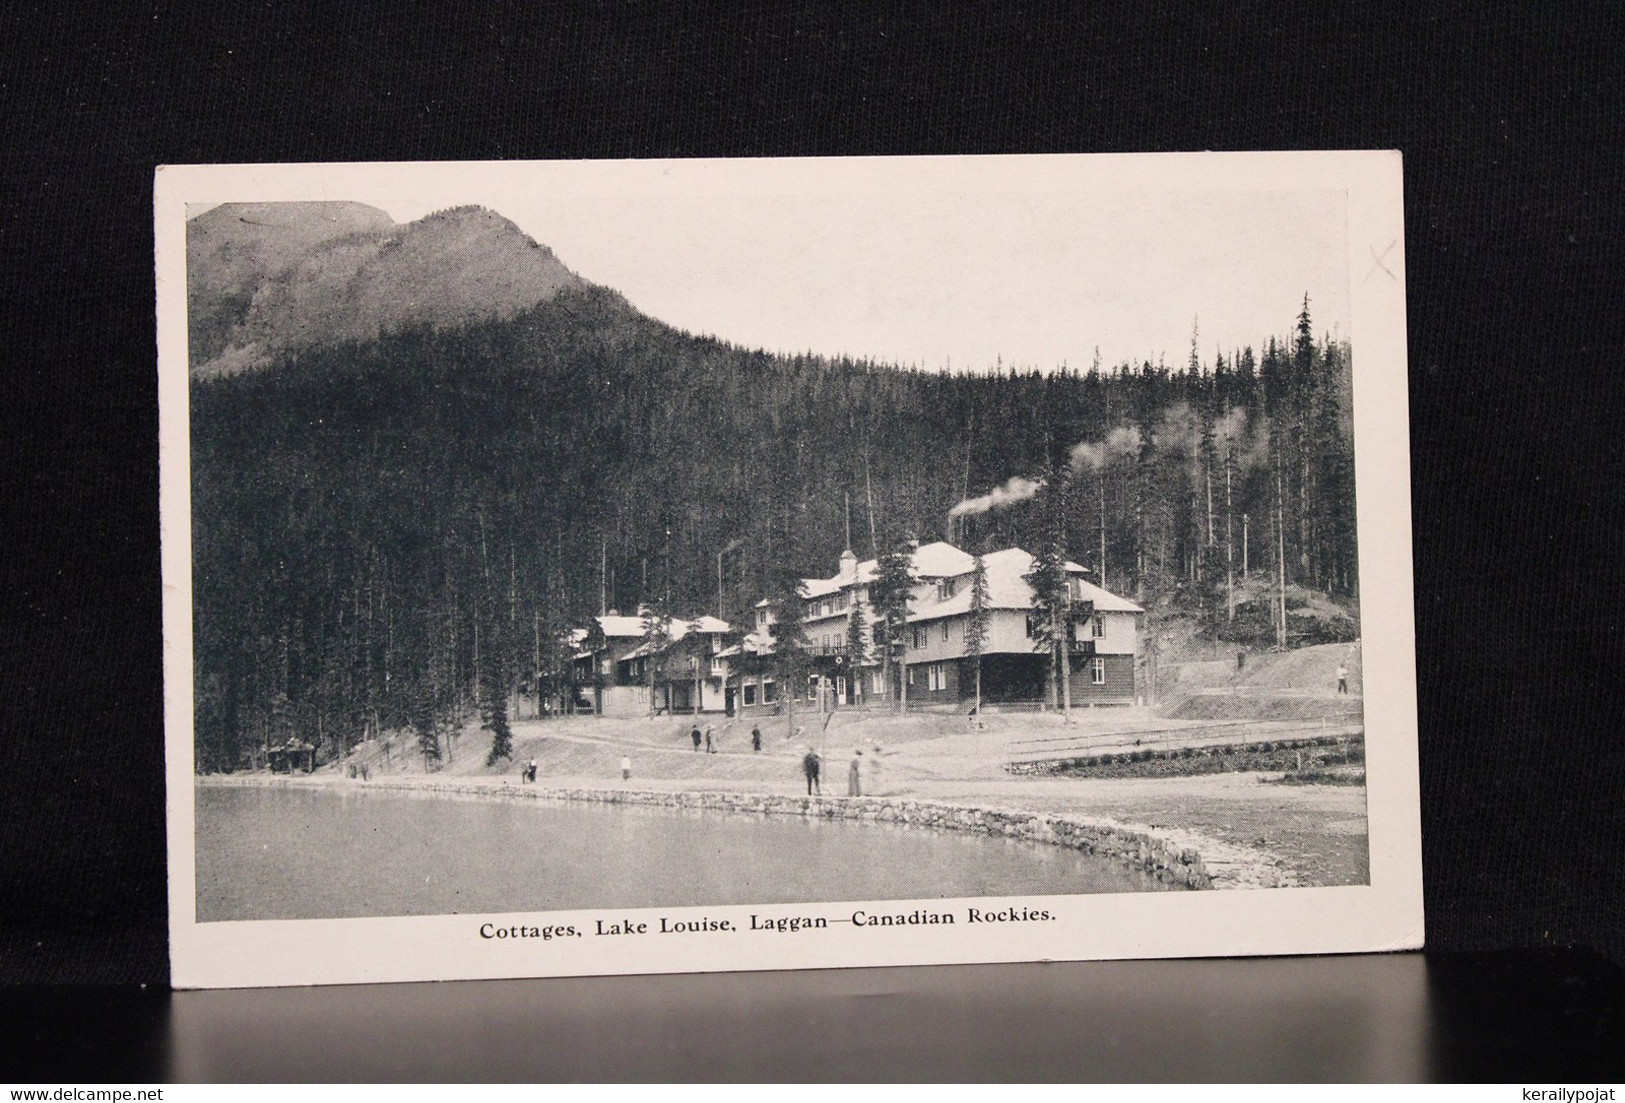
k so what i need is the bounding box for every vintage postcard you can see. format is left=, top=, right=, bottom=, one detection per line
left=158, top=153, right=1421, bottom=989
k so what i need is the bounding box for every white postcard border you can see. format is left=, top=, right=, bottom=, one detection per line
left=158, top=152, right=1421, bottom=990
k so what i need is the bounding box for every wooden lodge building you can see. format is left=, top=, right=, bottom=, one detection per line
left=741, top=541, right=1143, bottom=715
left=568, top=542, right=1141, bottom=718
left=570, top=612, right=731, bottom=717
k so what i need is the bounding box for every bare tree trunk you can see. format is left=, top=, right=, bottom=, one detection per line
left=1225, top=450, right=1236, bottom=622
left=1276, top=466, right=1289, bottom=650
left=899, top=639, right=909, bottom=716
left=1098, top=474, right=1108, bottom=591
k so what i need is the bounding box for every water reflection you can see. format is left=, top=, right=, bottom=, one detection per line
left=196, top=784, right=1181, bottom=921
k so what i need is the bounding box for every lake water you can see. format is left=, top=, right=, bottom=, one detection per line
left=195, top=784, right=1181, bottom=922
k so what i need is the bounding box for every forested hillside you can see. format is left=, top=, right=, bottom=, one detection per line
left=189, top=217, right=1356, bottom=771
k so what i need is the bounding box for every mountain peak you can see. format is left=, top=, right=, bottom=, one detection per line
left=188, top=202, right=589, bottom=377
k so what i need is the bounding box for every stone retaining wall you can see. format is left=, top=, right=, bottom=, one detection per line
left=200, top=774, right=1215, bottom=889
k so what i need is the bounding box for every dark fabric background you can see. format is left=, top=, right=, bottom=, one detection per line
left=1, top=2, right=1620, bottom=985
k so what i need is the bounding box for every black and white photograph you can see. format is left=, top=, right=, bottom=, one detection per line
left=158, top=154, right=1421, bottom=988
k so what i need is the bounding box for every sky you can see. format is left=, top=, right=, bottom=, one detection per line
left=186, top=158, right=1352, bottom=373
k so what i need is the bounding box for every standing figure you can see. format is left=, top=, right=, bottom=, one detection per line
left=847, top=749, right=863, bottom=797
left=691, top=725, right=703, bottom=751
left=867, top=743, right=885, bottom=796
left=621, top=755, right=632, bottom=781
left=705, top=724, right=717, bottom=753
left=1336, top=663, right=1349, bottom=695
left=802, top=747, right=822, bottom=795
left=751, top=725, right=762, bottom=752
left=527, top=758, right=538, bottom=784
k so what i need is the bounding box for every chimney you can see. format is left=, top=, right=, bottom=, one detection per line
left=840, top=548, right=858, bottom=582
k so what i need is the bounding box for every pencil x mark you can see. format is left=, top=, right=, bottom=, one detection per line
left=1366, top=240, right=1398, bottom=282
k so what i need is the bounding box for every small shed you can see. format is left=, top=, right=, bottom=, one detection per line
left=267, top=739, right=316, bottom=774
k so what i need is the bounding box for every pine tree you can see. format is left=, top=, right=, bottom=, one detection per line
left=765, top=568, right=810, bottom=735
left=641, top=600, right=672, bottom=717
left=412, top=678, right=443, bottom=771
left=1023, top=468, right=1073, bottom=714
left=1293, top=294, right=1319, bottom=582
left=870, top=538, right=916, bottom=713
left=844, top=598, right=869, bottom=705
left=966, top=551, right=991, bottom=717
left=480, top=619, right=515, bottom=765
left=1315, top=338, right=1358, bottom=595
left=1023, top=537, right=1069, bottom=711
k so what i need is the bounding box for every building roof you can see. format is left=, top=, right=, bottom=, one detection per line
left=595, top=615, right=650, bottom=639
left=744, top=542, right=1139, bottom=647
left=906, top=546, right=1142, bottom=622
left=676, top=615, right=730, bottom=637
left=800, top=541, right=977, bottom=599
left=616, top=614, right=732, bottom=660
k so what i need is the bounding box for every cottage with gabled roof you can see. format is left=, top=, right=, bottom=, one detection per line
left=743, top=540, right=1141, bottom=712
left=570, top=611, right=734, bottom=716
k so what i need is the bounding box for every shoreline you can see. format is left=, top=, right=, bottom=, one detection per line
left=196, top=771, right=1303, bottom=890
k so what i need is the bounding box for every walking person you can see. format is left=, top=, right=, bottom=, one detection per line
left=691, top=725, right=702, bottom=751
left=847, top=749, right=863, bottom=797
left=1336, top=663, right=1349, bottom=695
left=751, top=724, right=762, bottom=752
left=802, top=746, right=822, bottom=796
left=705, top=724, right=716, bottom=754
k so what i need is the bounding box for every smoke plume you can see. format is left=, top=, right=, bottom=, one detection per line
left=949, top=475, right=1045, bottom=518
left=1068, top=426, right=1141, bottom=472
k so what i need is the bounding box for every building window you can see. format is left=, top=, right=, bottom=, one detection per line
left=764, top=680, right=779, bottom=703
left=928, top=663, right=946, bottom=691
left=1092, top=657, right=1106, bottom=685
left=941, top=621, right=950, bottom=642
left=937, top=578, right=957, bottom=600
left=744, top=684, right=757, bottom=706
left=1026, top=615, right=1039, bottom=639
left=912, top=626, right=926, bottom=649
left=1092, top=614, right=1105, bottom=638
left=907, top=665, right=916, bottom=685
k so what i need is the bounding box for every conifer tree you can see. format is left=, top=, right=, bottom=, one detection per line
left=765, top=568, right=810, bottom=735
left=480, top=620, right=514, bottom=766
left=844, top=597, right=869, bottom=705
left=966, top=551, right=991, bottom=717
left=870, top=538, right=916, bottom=713
left=641, top=599, right=671, bottom=718
left=1023, top=471, right=1073, bottom=713
left=1023, top=537, right=1069, bottom=711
